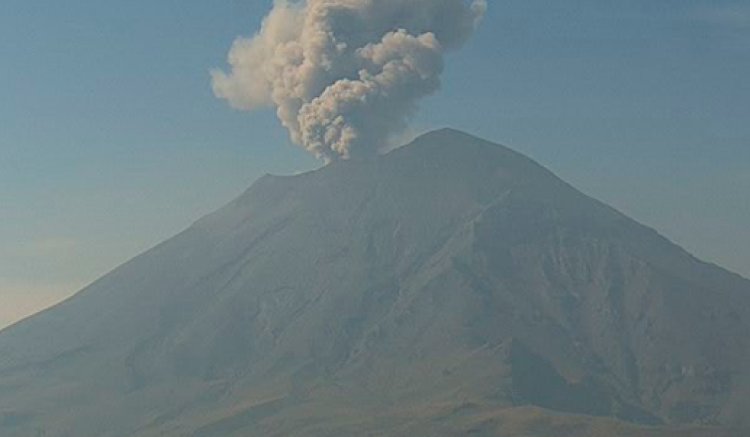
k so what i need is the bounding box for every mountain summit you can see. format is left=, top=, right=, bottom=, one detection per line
left=1, top=129, right=748, bottom=436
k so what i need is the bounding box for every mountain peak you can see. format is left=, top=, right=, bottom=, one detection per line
left=398, top=127, right=516, bottom=157
left=1, top=130, right=748, bottom=437
left=411, top=127, right=484, bottom=142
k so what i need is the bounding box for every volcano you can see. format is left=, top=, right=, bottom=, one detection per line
left=1, top=129, right=748, bottom=436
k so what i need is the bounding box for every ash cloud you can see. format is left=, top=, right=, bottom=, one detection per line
left=212, top=0, right=486, bottom=161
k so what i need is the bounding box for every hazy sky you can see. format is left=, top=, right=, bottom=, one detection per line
left=1, top=0, right=748, bottom=329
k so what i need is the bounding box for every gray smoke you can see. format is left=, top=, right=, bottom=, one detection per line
left=212, top=0, right=486, bottom=161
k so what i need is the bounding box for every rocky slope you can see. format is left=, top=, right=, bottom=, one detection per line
left=1, top=129, right=748, bottom=436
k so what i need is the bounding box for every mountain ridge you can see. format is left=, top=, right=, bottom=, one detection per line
left=1, top=128, right=748, bottom=436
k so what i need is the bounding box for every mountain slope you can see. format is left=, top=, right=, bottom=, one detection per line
left=1, top=129, right=748, bottom=436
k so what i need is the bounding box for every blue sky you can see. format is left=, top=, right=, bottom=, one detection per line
left=1, top=0, right=748, bottom=328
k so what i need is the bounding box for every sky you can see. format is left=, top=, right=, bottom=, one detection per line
left=1, top=0, right=748, bottom=329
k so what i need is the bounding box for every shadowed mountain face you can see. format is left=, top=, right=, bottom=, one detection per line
left=1, top=129, right=749, bottom=437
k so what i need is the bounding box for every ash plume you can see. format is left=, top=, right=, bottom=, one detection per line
left=212, top=0, right=487, bottom=161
